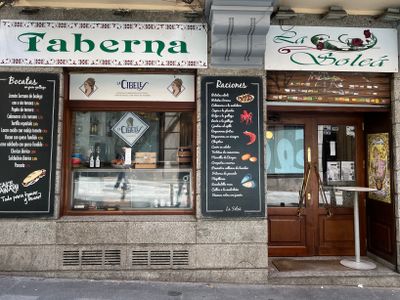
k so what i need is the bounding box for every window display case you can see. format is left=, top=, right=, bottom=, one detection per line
left=67, top=110, right=194, bottom=214
left=71, top=168, right=192, bottom=211
left=64, top=72, right=196, bottom=215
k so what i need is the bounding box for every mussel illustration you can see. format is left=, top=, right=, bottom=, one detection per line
left=241, top=173, right=256, bottom=188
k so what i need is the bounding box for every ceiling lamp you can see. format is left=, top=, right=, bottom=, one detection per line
left=378, top=8, right=400, bottom=22
left=273, top=6, right=297, bottom=20
left=323, top=6, right=347, bottom=20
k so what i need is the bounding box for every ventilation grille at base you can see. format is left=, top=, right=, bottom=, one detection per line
left=62, top=248, right=189, bottom=269
left=63, top=250, right=80, bottom=266
left=132, top=250, right=189, bottom=267
left=62, top=249, right=121, bottom=267
left=172, top=250, right=189, bottom=266
left=82, top=250, right=102, bottom=266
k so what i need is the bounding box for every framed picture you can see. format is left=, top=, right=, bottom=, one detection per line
left=367, top=133, right=390, bottom=203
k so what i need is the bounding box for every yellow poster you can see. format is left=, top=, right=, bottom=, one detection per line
left=367, top=133, right=390, bottom=203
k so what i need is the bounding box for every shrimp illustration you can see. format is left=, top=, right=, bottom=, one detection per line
left=243, top=131, right=256, bottom=145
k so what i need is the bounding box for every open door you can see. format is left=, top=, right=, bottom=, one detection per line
left=364, top=112, right=397, bottom=265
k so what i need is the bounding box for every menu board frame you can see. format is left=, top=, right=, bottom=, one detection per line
left=201, top=76, right=265, bottom=217
left=0, top=72, right=59, bottom=217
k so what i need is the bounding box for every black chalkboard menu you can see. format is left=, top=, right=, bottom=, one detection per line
left=201, top=76, right=265, bottom=217
left=0, top=72, right=59, bottom=216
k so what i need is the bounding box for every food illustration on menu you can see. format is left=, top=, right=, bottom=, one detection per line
left=202, top=77, right=264, bottom=216
left=236, top=93, right=254, bottom=103
left=240, top=110, right=253, bottom=125
left=243, top=131, right=256, bottom=145
left=241, top=173, right=256, bottom=188
left=22, top=169, right=46, bottom=187
left=241, top=153, right=257, bottom=162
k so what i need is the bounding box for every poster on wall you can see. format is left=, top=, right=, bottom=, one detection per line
left=0, top=72, right=59, bottom=216
left=201, top=76, right=265, bottom=217
left=367, top=133, right=390, bottom=203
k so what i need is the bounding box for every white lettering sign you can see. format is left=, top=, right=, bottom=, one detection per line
left=0, top=20, right=207, bottom=69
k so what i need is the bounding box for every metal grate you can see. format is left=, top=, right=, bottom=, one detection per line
left=172, top=250, right=189, bottom=266
left=104, top=249, right=121, bottom=266
left=132, top=251, right=149, bottom=266
left=62, top=250, right=80, bottom=266
left=81, top=250, right=103, bottom=266
left=62, top=249, right=121, bottom=267
left=131, top=250, right=189, bottom=267
left=150, top=251, right=171, bottom=266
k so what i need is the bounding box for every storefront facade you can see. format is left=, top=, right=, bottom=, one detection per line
left=0, top=2, right=399, bottom=284
left=264, top=23, right=399, bottom=269
left=0, top=6, right=270, bottom=283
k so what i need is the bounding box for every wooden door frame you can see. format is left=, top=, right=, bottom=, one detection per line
left=267, top=113, right=314, bottom=256
left=267, top=111, right=366, bottom=257
left=312, top=114, right=365, bottom=256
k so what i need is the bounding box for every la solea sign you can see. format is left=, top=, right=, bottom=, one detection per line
left=0, top=20, right=207, bottom=68
left=265, top=25, right=398, bottom=72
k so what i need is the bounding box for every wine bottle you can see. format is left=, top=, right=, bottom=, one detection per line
left=95, top=147, right=101, bottom=168
left=178, top=183, right=189, bottom=207
left=89, top=147, right=94, bottom=168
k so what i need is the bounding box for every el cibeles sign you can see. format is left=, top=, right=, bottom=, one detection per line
left=69, top=73, right=195, bottom=101
left=0, top=20, right=207, bottom=68
left=265, top=25, right=398, bottom=72
left=112, top=112, right=149, bottom=147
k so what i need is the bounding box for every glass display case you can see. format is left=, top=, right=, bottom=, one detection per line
left=68, top=110, right=194, bottom=213
left=71, top=168, right=192, bottom=211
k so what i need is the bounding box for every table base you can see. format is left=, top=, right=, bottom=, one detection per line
left=340, top=259, right=376, bottom=270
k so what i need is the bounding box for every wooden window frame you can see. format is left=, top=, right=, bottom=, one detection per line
left=61, top=70, right=197, bottom=216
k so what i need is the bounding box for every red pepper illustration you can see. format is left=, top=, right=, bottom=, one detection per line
left=243, top=131, right=256, bottom=145
left=240, top=110, right=253, bottom=125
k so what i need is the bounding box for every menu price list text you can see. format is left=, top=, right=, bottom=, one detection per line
left=0, top=73, right=58, bottom=215
left=201, top=77, right=264, bottom=217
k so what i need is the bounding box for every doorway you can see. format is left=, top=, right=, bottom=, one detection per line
left=267, top=112, right=364, bottom=256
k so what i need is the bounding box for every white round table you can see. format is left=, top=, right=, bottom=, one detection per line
left=335, top=186, right=377, bottom=270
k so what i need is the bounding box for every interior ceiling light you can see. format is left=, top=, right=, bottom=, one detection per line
left=378, top=8, right=400, bottom=22
left=323, top=6, right=348, bottom=20
left=273, top=6, right=298, bottom=20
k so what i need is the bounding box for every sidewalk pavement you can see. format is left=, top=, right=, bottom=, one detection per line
left=0, top=276, right=400, bottom=300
